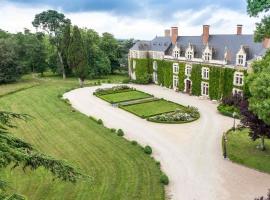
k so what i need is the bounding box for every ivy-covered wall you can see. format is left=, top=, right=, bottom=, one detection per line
left=131, top=58, right=244, bottom=100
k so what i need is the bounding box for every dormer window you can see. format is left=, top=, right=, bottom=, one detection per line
left=173, top=43, right=180, bottom=59
left=202, top=44, right=212, bottom=62
left=185, top=43, right=194, bottom=60
left=236, top=45, right=247, bottom=66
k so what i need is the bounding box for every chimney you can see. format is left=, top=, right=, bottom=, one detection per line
left=165, top=29, right=170, bottom=37
left=202, top=25, right=210, bottom=45
left=237, top=24, right=243, bottom=35
left=263, top=38, right=270, bottom=48
left=171, top=27, right=178, bottom=45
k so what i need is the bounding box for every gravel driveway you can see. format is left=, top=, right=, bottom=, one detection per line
left=64, top=84, right=270, bottom=200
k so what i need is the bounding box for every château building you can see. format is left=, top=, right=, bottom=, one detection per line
left=128, top=25, right=270, bottom=99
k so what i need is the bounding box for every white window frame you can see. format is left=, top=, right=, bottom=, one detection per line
left=203, top=52, right=211, bottom=62
left=234, top=72, right=244, bottom=86
left=236, top=46, right=247, bottom=66
left=153, top=61, right=158, bottom=71
left=173, top=75, right=179, bottom=88
left=201, top=82, right=209, bottom=97
left=133, top=60, right=136, bottom=69
left=153, top=71, right=158, bottom=84
left=232, top=88, right=243, bottom=96
left=185, top=64, right=192, bottom=76
left=201, top=67, right=209, bottom=80
left=186, top=51, right=194, bottom=60
left=173, top=63, right=179, bottom=74
left=173, top=50, right=179, bottom=58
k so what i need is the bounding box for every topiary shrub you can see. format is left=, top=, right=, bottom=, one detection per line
left=117, top=129, right=124, bottom=136
left=144, top=145, right=152, bottom=154
left=110, top=128, right=116, bottom=133
left=131, top=140, right=138, bottom=145
left=160, top=173, right=169, bottom=185
left=97, top=119, right=103, bottom=125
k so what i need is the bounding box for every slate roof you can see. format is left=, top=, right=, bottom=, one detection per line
left=131, top=34, right=266, bottom=65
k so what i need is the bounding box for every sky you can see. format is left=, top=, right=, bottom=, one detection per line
left=0, top=0, right=261, bottom=39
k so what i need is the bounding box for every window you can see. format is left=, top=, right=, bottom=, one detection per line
left=185, top=65, right=192, bottom=76
left=153, top=61, right=158, bottom=71
left=201, top=82, right=209, bottom=96
left=133, top=60, right=136, bottom=69
left=237, top=55, right=244, bottom=65
left=233, top=88, right=243, bottom=96
left=153, top=72, right=158, bottom=84
left=187, top=51, right=193, bottom=60
left=202, top=67, right=209, bottom=80
left=234, top=72, right=244, bottom=86
left=174, top=50, right=180, bottom=58
left=173, top=75, right=179, bottom=88
left=203, top=52, right=211, bottom=62
left=173, top=63, right=179, bottom=74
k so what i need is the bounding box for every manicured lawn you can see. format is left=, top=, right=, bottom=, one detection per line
left=226, top=129, right=270, bottom=174
left=0, top=75, right=164, bottom=200
left=121, top=99, right=184, bottom=118
left=99, top=90, right=152, bottom=103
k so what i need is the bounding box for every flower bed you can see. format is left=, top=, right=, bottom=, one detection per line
left=148, top=106, right=200, bottom=123
left=94, top=85, right=132, bottom=96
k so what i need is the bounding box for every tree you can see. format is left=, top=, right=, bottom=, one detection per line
left=68, top=26, right=88, bottom=87
left=32, top=10, right=71, bottom=79
left=118, top=39, right=134, bottom=71
left=247, top=0, right=270, bottom=42
left=100, top=32, right=120, bottom=74
left=240, top=98, right=270, bottom=151
left=0, top=38, right=21, bottom=83
left=0, top=111, right=85, bottom=199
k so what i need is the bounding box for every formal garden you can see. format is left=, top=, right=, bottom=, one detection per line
left=95, top=85, right=200, bottom=123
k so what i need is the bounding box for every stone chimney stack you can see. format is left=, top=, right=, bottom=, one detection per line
left=202, top=25, right=210, bottom=45
left=171, top=27, right=178, bottom=45
left=237, top=24, right=243, bottom=35
left=263, top=38, right=270, bottom=48
left=165, top=29, right=170, bottom=37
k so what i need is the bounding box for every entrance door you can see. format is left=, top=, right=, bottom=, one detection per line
left=186, top=79, right=191, bottom=94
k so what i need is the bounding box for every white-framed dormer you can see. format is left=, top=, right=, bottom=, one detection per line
left=201, top=81, right=209, bottom=97
left=202, top=43, right=212, bottom=62
left=185, top=43, right=194, bottom=60
left=233, top=71, right=244, bottom=86
left=236, top=45, right=247, bottom=66
left=173, top=43, right=180, bottom=59
left=173, top=63, right=179, bottom=74
left=185, top=64, right=192, bottom=77
left=201, top=67, right=209, bottom=80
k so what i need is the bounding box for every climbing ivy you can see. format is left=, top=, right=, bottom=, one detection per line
left=133, top=59, right=152, bottom=84
left=209, top=66, right=224, bottom=100
left=178, top=62, right=185, bottom=91
left=223, top=68, right=235, bottom=97
left=162, top=60, right=173, bottom=88
left=190, top=64, right=202, bottom=96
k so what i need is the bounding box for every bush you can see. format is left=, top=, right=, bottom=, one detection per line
left=117, top=129, right=124, bottom=136
left=131, top=140, right=138, bottom=145
left=97, top=119, right=103, bottom=125
left=217, top=104, right=240, bottom=119
left=110, top=128, right=116, bottom=133
left=155, top=161, right=160, bottom=167
left=122, top=78, right=130, bottom=84
left=94, top=85, right=132, bottom=96
left=144, top=145, right=152, bottom=154
left=160, top=173, right=169, bottom=185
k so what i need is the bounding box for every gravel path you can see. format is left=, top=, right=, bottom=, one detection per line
left=64, top=84, right=270, bottom=200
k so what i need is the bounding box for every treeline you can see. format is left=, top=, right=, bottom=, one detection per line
left=0, top=10, right=134, bottom=84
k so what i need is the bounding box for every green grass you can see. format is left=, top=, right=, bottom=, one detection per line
left=0, top=75, right=164, bottom=200
left=99, top=90, right=152, bottom=103
left=121, top=99, right=184, bottom=118
left=226, top=129, right=270, bottom=174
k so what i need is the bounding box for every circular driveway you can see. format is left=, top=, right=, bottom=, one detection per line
left=64, top=84, right=270, bottom=200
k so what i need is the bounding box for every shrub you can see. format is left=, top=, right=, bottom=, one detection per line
left=160, top=173, right=169, bottom=185
left=117, top=129, right=124, bottom=136
left=107, top=80, right=111, bottom=83
left=217, top=104, right=240, bottom=119
left=144, top=145, right=152, bottom=154
left=122, top=78, right=130, bottom=84
left=131, top=140, right=138, bottom=145
left=97, top=119, right=103, bottom=125
left=94, top=85, right=131, bottom=96
left=110, top=128, right=116, bottom=133
left=155, top=161, right=160, bottom=167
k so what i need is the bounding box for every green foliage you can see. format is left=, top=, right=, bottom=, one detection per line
left=117, top=129, right=124, bottom=136
left=223, top=68, right=235, bottom=97
left=162, top=61, right=173, bottom=88
left=144, top=146, right=152, bottom=155
left=131, top=140, right=138, bottom=145
left=97, top=119, right=103, bottom=125
left=68, top=26, right=88, bottom=86
left=190, top=64, right=202, bottom=96
left=134, top=59, right=152, bottom=84
left=209, top=66, right=223, bottom=100
left=178, top=62, right=185, bottom=91
left=217, top=104, right=240, bottom=118
left=160, top=174, right=169, bottom=185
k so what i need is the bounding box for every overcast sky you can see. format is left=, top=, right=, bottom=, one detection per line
left=0, top=0, right=261, bottom=39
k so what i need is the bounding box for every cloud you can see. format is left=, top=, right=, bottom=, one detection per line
left=0, top=1, right=261, bottom=40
